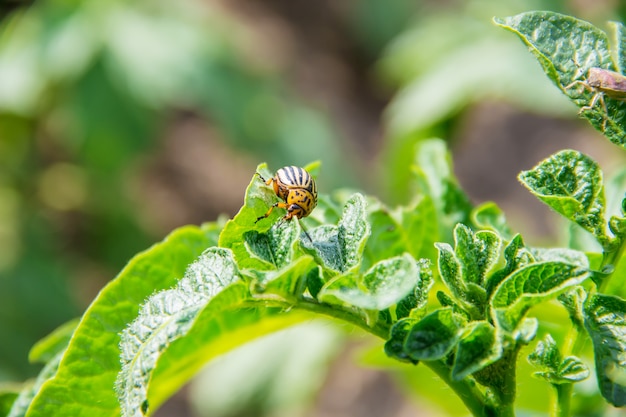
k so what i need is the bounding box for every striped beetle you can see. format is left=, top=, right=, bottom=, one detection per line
left=255, top=166, right=318, bottom=224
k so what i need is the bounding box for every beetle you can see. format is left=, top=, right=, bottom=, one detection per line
left=566, top=67, right=626, bottom=126
left=255, top=166, right=317, bottom=238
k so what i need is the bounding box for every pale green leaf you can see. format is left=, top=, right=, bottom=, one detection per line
left=319, top=253, right=422, bottom=310
left=23, top=225, right=218, bottom=417
left=116, top=247, right=240, bottom=417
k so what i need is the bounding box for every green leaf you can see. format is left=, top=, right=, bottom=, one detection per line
left=363, top=196, right=438, bottom=270
left=452, top=321, right=502, bottom=381
left=610, top=21, right=626, bottom=74
left=220, top=164, right=302, bottom=270
left=404, top=308, right=466, bottom=361
left=495, top=12, right=626, bottom=146
left=1, top=391, right=18, bottom=417
left=584, top=294, right=626, bottom=406
left=491, top=261, right=590, bottom=332
left=471, top=202, right=513, bottom=239
left=145, top=292, right=313, bottom=413
left=486, top=234, right=533, bottom=295
left=436, top=224, right=501, bottom=316
left=396, top=258, right=433, bottom=320
left=242, top=220, right=299, bottom=269
left=528, top=334, right=562, bottom=378
left=454, top=224, right=501, bottom=287
left=8, top=351, right=64, bottom=417
left=338, top=193, right=370, bottom=271
left=302, top=193, right=369, bottom=273
left=528, top=334, right=589, bottom=385
left=263, top=255, right=316, bottom=298
left=23, top=225, right=218, bottom=417
left=558, top=286, right=586, bottom=329
left=519, top=150, right=607, bottom=244
left=319, top=253, right=423, bottom=311
left=28, top=318, right=79, bottom=364
left=412, top=139, right=472, bottom=240
left=116, top=247, right=240, bottom=417
left=385, top=318, right=418, bottom=364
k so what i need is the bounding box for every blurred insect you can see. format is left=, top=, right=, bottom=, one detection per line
left=255, top=166, right=317, bottom=240
left=566, top=67, right=626, bottom=127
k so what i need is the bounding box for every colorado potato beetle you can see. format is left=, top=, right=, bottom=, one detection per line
left=255, top=166, right=317, bottom=238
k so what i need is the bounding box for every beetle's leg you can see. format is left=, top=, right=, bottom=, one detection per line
left=256, top=202, right=289, bottom=223
left=298, top=219, right=313, bottom=242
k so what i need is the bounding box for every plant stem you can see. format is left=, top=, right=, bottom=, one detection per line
left=250, top=295, right=494, bottom=416
left=425, top=360, right=494, bottom=417
left=552, top=383, right=572, bottom=417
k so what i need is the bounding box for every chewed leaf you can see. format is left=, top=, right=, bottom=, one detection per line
left=584, top=294, right=626, bottom=406
left=319, top=253, right=422, bottom=310
left=243, top=219, right=299, bottom=269
left=302, top=193, right=369, bottom=273
left=519, top=150, right=607, bottom=244
left=116, top=248, right=240, bottom=417
left=495, top=12, right=626, bottom=146
left=338, top=193, right=370, bottom=271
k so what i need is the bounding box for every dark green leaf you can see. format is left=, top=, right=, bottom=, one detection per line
left=404, top=308, right=465, bottom=361
left=584, top=294, right=626, bottom=406
left=385, top=318, right=418, bottom=364
left=1, top=391, right=18, bottom=416
left=519, top=150, right=607, bottom=243
left=452, top=321, right=502, bottom=381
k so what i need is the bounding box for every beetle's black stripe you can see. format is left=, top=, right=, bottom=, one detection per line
left=287, top=166, right=299, bottom=185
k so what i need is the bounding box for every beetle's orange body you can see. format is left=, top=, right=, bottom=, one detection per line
left=256, top=166, right=317, bottom=223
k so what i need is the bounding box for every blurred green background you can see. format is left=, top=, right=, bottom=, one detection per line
left=1, top=0, right=625, bottom=416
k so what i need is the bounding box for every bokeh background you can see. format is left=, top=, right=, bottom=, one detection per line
left=1, top=0, right=625, bottom=416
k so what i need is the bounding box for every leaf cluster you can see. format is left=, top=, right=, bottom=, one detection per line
left=3, top=10, right=626, bottom=417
